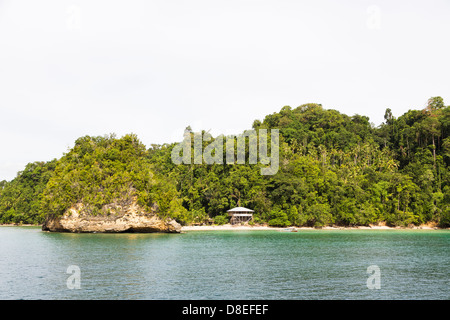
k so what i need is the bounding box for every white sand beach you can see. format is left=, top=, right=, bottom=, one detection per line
left=180, top=224, right=283, bottom=231
left=180, top=223, right=441, bottom=231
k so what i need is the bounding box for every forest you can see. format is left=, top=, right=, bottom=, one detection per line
left=1, top=96, right=449, bottom=227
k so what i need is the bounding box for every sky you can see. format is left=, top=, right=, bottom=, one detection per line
left=0, top=0, right=449, bottom=181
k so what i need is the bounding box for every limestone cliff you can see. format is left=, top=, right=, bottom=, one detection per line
left=42, top=201, right=181, bottom=233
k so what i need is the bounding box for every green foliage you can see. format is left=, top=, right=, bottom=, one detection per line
left=268, top=207, right=291, bottom=227
left=0, top=161, right=56, bottom=224
left=213, top=214, right=228, bottom=225
left=0, top=134, right=186, bottom=224
left=1, top=97, right=450, bottom=228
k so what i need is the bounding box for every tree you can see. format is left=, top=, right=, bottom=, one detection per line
left=2, top=97, right=449, bottom=228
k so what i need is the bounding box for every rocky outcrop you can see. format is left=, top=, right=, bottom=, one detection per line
left=42, top=202, right=181, bottom=233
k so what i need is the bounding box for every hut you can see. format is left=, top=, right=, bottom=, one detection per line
left=227, top=207, right=254, bottom=225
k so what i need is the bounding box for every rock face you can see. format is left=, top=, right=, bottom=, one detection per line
left=42, top=202, right=181, bottom=233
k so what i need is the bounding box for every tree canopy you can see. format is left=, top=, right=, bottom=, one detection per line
left=1, top=97, right=449, bottom=227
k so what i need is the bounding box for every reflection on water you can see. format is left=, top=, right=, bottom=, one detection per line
left=0, top=227, right=449, bottom=299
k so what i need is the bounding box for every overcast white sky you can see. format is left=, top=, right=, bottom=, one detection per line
left=0, top=0, right=449, bottom=181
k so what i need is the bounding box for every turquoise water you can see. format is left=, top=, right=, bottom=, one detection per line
left=0, top=227, right=448, bottom=299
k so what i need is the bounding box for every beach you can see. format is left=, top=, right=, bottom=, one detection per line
left=180, top=223, right=440, bottom=231
left=0, top=223, right=441, bottom=231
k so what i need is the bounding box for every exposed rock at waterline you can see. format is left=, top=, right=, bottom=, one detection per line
left=42, top=202, right=181, bottom=233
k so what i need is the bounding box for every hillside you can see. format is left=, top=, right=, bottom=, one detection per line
left=1, top=97, right=449, bottom=228
left=1, top=134, right=186, bottom=227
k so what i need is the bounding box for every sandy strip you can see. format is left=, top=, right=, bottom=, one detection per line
left=0, top=223, right=441, bottom=231
left=180, top=224, right=283, bottom=231
left=180, top=224, right=441, bottom=231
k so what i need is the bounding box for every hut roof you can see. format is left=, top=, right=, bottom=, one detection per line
left=227, top=207, right=254, bottom=213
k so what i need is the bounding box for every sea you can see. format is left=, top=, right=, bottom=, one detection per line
left=0, top=226, right=448, bottom=300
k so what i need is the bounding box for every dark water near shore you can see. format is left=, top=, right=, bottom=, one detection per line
left=0, top=226, right=448, bottom=299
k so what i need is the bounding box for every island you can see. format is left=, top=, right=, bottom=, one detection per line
left=0, top=97, right=449, bottom=232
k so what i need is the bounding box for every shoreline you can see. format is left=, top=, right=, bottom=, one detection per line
left=0, top=223, right=446, bottom=231
left=0, top=224, right=40, bottom=227
left=180, top=223, right=444, bottom=232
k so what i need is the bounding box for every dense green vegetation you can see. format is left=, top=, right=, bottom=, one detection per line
left=1, top=97, right=449, bottom=227
left=0, top=134, right=186, bottom=224
left=0, top=161, right=56, bottom=224
left=40, top=134, right=186, bottom=221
